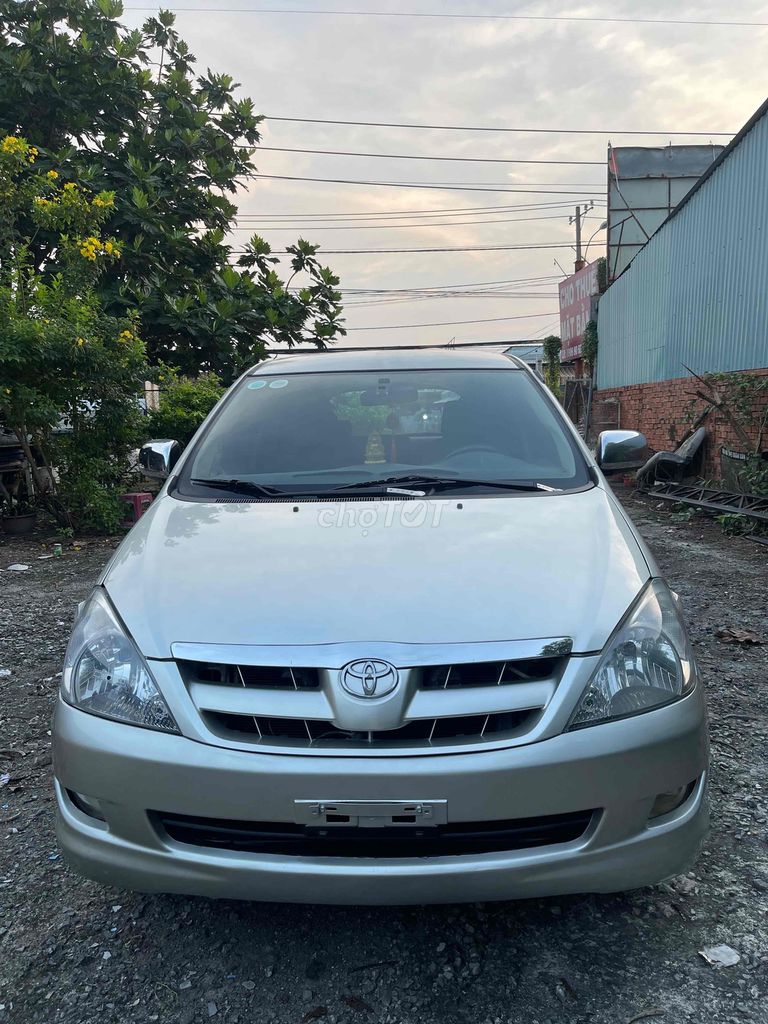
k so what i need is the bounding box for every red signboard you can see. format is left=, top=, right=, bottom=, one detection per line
left=558, top=261, right=599, bottom=362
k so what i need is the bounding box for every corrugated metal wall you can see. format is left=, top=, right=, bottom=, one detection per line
left=596, top=106, right=768, bottom=389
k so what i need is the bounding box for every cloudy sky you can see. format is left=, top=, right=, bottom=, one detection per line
left=123, top=1, right=768, bottom=348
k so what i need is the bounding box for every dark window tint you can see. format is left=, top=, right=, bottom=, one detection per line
left=179, top=369, right=589, bottom=494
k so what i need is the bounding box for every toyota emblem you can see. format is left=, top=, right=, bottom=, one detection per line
left=340, top=659, right=399, bottom=699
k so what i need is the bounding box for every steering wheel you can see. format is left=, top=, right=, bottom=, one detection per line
left=445, top=445, right=505, bottom=458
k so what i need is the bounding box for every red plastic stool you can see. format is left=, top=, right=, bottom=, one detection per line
left=120, top=491, right=153, bottom=528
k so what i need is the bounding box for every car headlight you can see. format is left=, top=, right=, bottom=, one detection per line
left=568, top=580, right=696, bottom=730
left=61, top=589, right=179, bottom=733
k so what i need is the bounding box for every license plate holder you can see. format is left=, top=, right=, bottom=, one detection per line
left=293, top=800, right=447, bottom=828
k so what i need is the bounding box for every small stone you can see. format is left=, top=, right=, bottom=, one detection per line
left=302, top=988, right=313, bottom=1001
left=242, top=981, right=255, bottom=992
left=179, top=979, right=192, bottom=990
left=699, top=944, right=741, bottom=967
left=207, top=1001, right=218, bottom=1017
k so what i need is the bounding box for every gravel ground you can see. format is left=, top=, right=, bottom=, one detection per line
left=1, top=488, right=766, bottom=1024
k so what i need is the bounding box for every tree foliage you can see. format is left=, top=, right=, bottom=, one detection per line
left=0, top=134, right=148, bottom=531
left=146, top=366, right=225, bottom=445
left=0, top=0, right=345, bottom=379
left=582, top=320, right=598, bottom=378
left=542, top=334, right=562, bottom=396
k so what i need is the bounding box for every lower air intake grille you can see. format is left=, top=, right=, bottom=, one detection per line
left=156, top=809, right=595, bottom=858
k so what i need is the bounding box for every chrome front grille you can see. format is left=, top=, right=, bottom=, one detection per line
left=175, top=642, right=570, bottom=754
left=204, top=709, right=535, bottom=747
left=179, top=661, right=320, bottom=691
left=421, top=657, right=561, bottom=690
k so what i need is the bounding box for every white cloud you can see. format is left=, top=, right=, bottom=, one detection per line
left=122, top=0, right=768, bottom=344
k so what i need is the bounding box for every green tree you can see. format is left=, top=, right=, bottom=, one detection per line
left=0, top=134, right=147, bottom=531
left=0, top=0, right=345, bottom=379
left=542, top=335, right=562, bottom=397
left=582, top=320, right=598, bottom=379
left=147, top=367, right=225, bottom=445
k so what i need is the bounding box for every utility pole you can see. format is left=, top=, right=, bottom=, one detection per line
left=570, top=201, right=594, bottom=271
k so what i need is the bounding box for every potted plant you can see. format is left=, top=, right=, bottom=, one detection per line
left=0, top=485, right=37, bottom=535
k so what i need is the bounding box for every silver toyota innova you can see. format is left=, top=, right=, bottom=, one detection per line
left=53, top=349, right=708, bottom=904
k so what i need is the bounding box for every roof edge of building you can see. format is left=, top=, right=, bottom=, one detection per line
left=607, top=94, right=768, bottom=286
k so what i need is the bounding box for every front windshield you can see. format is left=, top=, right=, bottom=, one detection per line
left=178, top=368, right=590, bottom=496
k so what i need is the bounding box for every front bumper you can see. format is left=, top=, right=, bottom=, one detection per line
left=53, top=689, right=709, bottom=904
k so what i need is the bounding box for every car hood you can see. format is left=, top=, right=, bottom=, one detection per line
left=102, top=486, right=650, bottom=658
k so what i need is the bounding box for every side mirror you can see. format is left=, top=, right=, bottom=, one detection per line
left=139, top=439, right=182, bottom=480
left=596, top=430, right=649, bottom=472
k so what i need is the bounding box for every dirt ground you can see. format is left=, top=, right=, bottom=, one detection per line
left=0, top=488, right=766, bottom=1024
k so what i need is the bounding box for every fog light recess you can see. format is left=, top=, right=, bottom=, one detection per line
left=67, top=789, right=107, bottom=822
left=649, top=781, right=696, bottom=819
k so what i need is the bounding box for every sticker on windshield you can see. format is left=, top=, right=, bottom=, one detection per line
left=269, top=379, right=288, bottom=389
left=247, top=380, right=267, bottom=390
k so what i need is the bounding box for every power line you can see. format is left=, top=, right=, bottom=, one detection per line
left=254, top=173, right=604, bottom=194
left=336, top=274, right=560, bottom=292
left=124, top=7, right=768, bottom=29
left=263, top=115, right=733, bottom=137
left=232, top=213, right=605, bottom=230
left=344, top=295, right=556, bottom=308
left=237, top=202, right=604, bottom=218
left=265, top=340, right=544, bottom=352
left=254, top=145, right=603, bottom=166
left=238, top=201, right=604, bottom=218
left=233, top=242, right=575, bottom=254
left=341, top=291, right=558, bottom=306
left=346, top=312, right=559, bottom=331
left=342, top=286, right=561, bottom=300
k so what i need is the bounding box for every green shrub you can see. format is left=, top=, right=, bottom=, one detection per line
left=582, top=320, right=598, bottom=378
left=542, top=335, right=562, bottom=397
left=0, top=134, right=148, bottom=532
left=146, top=368, right=225, bottom=446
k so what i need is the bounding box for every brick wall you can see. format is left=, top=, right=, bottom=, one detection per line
left=593, top=369, right=768, bottom=475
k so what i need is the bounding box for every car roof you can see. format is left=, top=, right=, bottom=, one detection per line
left=248, top=348, right=525, bottom=375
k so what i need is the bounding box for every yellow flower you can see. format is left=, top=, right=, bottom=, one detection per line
left=112, top=248, right=121, bottom=258
left=104, top=240, right=114, bottom=254
left=33, top=196, right=48, bottom=206
left=47, top=170, right=58, bottom=179
left=63, top=182, right=77, bottom=191
left=1, top=136, right=25, bottom=156
left=76, top=337, right=86, bottom=347
left=92, top=197, right=105, bottom=208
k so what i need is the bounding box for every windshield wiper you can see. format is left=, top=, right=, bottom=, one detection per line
left=191, top=477, right=288, bottom=498
left=330, top=474, right=558, bottom=494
